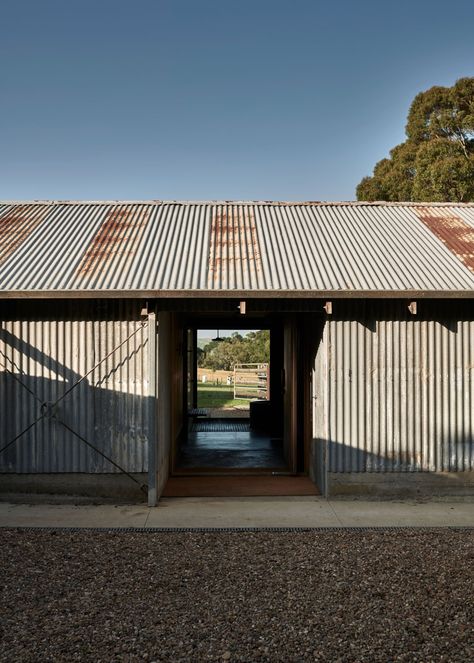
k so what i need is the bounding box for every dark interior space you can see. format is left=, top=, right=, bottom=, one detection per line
left=174, top=316, right=287, bottom=473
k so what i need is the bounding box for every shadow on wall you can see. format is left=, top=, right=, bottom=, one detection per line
left=0, top=326, right=150, bottom=477
left=311, top=435, right=474, bottom=498
left=308, top=300, right=474, bottom=496
left=1, top=311, right=473, bottom=500
left=327, top=435, right=473, bottom=473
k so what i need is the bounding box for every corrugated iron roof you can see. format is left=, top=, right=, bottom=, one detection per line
left=1, top=200, right=474, bottom=297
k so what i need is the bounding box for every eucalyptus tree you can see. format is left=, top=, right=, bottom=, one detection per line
left=357, top=78, right=474, bottom=202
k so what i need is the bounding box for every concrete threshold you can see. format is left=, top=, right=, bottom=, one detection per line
left=0, top=497, right=473, bottom=529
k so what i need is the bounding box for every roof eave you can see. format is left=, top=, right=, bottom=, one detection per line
left=1, top=289, right=473, bottom=300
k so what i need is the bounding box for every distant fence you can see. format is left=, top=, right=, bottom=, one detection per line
left=233, top=363, right=269, bottom=401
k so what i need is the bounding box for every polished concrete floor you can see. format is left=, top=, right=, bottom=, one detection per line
left=176, top=421, right=286, bottom=470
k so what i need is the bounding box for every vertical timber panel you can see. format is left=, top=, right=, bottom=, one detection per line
left=283, top=317, right=297, bottom=473
left=311, top=318, right=329, bottom=496
left=147, top=307, right=158, bottom=506
left=156, top=311, right=172, bottom=497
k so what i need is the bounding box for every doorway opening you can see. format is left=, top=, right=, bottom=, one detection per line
left=175, top=326, right=286, bottom=473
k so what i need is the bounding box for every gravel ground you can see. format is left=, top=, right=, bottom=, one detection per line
left=0, top=529, right=473, bottom=662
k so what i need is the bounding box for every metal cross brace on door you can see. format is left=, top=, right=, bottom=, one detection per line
left=0, top=322, right=149, bottom=494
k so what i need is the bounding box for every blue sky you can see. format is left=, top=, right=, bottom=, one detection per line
left=1, top=0, right=473, bottom=201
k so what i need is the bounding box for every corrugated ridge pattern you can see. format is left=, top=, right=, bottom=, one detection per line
left=1, top=202, right=474, bottom=292
left=325, top=302, right=474, bottom=472
left=0, top=204, right=53, bottom=267
left=0, top=301, right=149, bottom=473
left=208, top=204, right=263, bottom=289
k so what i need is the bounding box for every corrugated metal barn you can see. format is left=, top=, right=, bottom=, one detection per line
left=1, top=200, right=473, bottom=503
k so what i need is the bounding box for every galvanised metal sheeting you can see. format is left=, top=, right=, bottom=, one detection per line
left=0, top=300, right=149, bottom=472
left=1, top=201, right=474, bottom=294
left=321, top=301, right=474, bottom=473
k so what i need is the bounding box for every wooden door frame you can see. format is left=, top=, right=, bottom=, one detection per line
left=168, top=312, right=310, bottom=478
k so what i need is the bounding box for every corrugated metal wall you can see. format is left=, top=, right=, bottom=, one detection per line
left=0, top=300, right=149, bottom=472
left=318, top=301, right=474, bottom=473
left=3, top=297, right=474, bottom=478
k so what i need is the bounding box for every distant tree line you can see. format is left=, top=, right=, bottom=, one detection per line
left=357, top=78, right=474, bottom=202
left=198, top=330, right=270, bottom=371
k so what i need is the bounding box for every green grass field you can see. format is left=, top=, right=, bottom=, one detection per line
left=197, top=383, right=249, bottom=409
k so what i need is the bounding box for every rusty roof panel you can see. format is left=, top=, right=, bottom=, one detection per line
left=0, top=204, right=52, bottom=266
left=76, top=204, right=151, bottom=284
left=413, top=207, right=474, bottom=274
left=1, top=201, right=474, bottom=296
left=208, top=205, right=262, bottom=289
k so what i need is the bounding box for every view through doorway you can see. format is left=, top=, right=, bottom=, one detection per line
left=176, top=327, right=286, bottom=472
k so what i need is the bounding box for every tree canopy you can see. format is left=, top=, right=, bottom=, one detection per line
left=356, top=78, right=474, bottom=202
left=198, top=330, right=270, bottom=371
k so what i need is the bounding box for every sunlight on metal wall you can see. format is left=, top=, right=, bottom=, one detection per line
left=0, top=300, right=149, bottom=472
left=323, top=302, right=474, bottom=472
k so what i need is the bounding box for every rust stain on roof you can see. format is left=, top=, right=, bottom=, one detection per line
left=414, top=207, right=474, bottom=273
left=208, top=206, right=262, bottom=287
left=0, top=205, right=51, bottom=266
left=77, top=205, right=151, bottom=277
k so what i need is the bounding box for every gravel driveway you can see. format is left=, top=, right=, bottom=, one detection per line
left=1, top=529, right=473, bottom=662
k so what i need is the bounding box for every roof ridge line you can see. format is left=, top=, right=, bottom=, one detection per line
left=1, top=200, right=474, bottom=207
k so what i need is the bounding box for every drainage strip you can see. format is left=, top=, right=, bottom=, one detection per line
left=1, top=525, right=472, bottom=533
